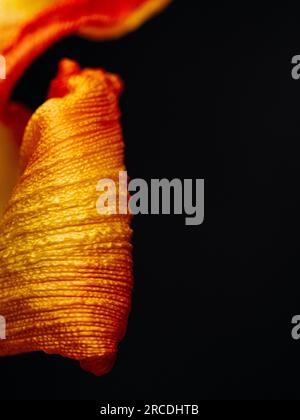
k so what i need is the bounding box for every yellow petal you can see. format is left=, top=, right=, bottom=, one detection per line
left=0, top=59, right=132, bottom=376
left=0, top=0, right=53, bottom=51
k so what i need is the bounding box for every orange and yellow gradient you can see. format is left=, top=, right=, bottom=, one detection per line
left=0, top=0, right=170, bottom=375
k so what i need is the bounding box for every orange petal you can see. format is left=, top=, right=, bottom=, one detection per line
left=0, top=122, right=19, bottom=217
left=0, top=59, right=133, bottom=376
left=0, top=103, right=31, bottom=215
left=0, top=0, right=171, bottom=110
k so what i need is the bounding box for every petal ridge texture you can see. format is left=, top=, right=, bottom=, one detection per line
left=0, top=59, right=133, bottom=376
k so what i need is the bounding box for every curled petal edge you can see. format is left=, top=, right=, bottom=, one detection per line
left=0, top=59, right=133, bottom=376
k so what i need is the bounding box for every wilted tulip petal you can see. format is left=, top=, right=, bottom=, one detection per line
left=0, top=59, right=132, bottom=376
left=0, top=0, right=170, bottom=376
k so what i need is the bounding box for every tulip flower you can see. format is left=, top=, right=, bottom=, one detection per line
left=0, top=0, right=170, bottom=375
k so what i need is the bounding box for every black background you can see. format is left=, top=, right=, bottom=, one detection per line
left=1, top=2, right=300, bottom=400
